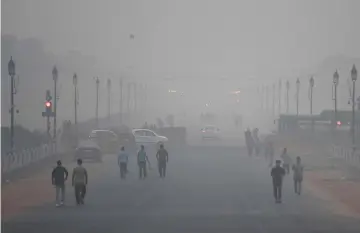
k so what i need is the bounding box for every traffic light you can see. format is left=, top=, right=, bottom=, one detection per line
left=45, top=101, right=52, bottom=113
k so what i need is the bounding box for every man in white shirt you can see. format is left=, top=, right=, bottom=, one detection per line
left=118, top=146, right=129, bottom=179
left=292, top=156, right=304, bottom=195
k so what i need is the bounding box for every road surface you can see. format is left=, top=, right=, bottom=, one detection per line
left=3, top=145, right=360, bottom=232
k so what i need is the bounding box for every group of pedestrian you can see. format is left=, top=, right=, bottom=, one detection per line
left=244, top=128, right=261, bottom=156
left=270, top=148, right=304, bottom=203
left=117, top=144, right=169, bottom=180
left=51, top=143, right=169, bottom=207
left=51, top=159, right=88, bottom=207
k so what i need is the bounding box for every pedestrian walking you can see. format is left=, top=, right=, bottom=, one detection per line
left=265, top=141, right=275, bottom=167
left=292, top=156, right=304, bottom=195
left=72, top=159, right=88, bottom=205
left=244, top=128, right=254, bottom=156
left=51, top=160, right=68, bottom=207
left=271, top=160, right=286, bottom=203
left=280, top=148, right=291, bottom=174
left=156, top=144, right=169, bottom=178
left=118, top=146, right=129, bottom=179
left=252, top=128, right=260, bottom=156
left=137, top=145, right=150, bottom=179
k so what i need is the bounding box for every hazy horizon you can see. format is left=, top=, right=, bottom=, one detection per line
left=2, top=0, right=360, bottom=130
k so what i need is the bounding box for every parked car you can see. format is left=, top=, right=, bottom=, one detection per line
left=89, top=130, right=118, bottom=154
left=132, top=129, right=168, bottom=146
left=74, top=140, right=102, bottom=162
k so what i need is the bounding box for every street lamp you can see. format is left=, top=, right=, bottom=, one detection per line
left=95, top=77, right=100, bottom=128
left=278, top=80, right=282, bottom=115
left=333, top=70, right=339, bottom=128
left=309, top=76, right=315, bottom=131
left=296, top=78, right=300, bottom=116
left=107, top=78, right=112, bottom=119
left=309, top=76, right=314, bottom=115
left=351, top=65, right=357, bottom=145
left=73, top=73, right=78, bottom=125
left=8, top=57, right=15, bottom=154
left=286, top=80, right=290, bottom=114
left=52, top=66, right=58, bottom=147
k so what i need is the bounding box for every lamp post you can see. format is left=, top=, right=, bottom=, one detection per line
left=309, top=76, right=315, bottom=131
left=286, top=80, right=290, bottom=114
left=333, top=70, right=339, bottom=128
left=309, top=76, right=314, bottom=115
left=278, top=79, right=282, bottom=115
left=73, top=73, right=78, bottom=125
left=351, top=65, right=357, bottom=145
left=266, top=85, right=269, bottom=113
left=95, top=77, right=100, bottom=128
left=8, top=57, right=16, bottom=154
left=119, top=78, right=123, bottom=125
left=272, top=83, right=275, bottom=117
left=107, top=78, right=111, bottom=119
left=52, top=66, right=58, bottom=148
left=296, top=78, right=300, bottom=116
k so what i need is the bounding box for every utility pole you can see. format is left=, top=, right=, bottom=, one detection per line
left=52, top=66, right=58, bottom=150
left=278, top=79, right=282, bottom=116
left=95, top=77, right=100, bottom=128
left=8, top=57, right=16, bottom=154
left=286, top=80, right=290, bottom=114
left=107, top=78, right=111, bottom=119
left=73, top=73, right=78, bottom=125
left=119, top=78, right=123, bottom=125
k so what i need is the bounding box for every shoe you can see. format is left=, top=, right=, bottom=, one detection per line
left=60, top=202, right=64, bottom=206
left=56, top=203, right=60, bottom=207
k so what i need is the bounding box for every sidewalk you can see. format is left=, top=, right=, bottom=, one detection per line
left=305, top=169, right=360, bottom=217
left=2, top=152, right=108, bottom=221
left=2, top=152, right=74, bottom=221
left=271, top=133, right=360, bottom=217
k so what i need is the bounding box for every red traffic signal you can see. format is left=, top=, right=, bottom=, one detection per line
left=45, top=101, right=52, bottom=108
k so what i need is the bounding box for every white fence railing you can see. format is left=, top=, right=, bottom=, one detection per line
left=1, top=143, right=57, bottom=174
left=331, top=145, right=360, bottom=168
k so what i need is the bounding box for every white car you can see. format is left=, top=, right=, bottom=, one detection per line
left=132, top=129, right=168, bottom=146
left=201, top=125, right=221, bottom=140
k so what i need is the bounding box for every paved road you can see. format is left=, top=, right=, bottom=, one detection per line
left=3, top=145, right=360, bottom=232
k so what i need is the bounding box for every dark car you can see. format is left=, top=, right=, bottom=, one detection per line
left=89, top=130, right=119, bottom=154
left=110, top=126, right=136, bottom=155
left=75, top=140, right=102, bottom=162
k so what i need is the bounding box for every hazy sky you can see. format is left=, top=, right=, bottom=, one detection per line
left=3, top=0, right=360, bottom=78
left=2, top=0, right=360, bottom=129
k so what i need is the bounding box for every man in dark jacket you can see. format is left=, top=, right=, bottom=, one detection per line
left=52, top=160, right=68, bottom=207
left=156, top=144, right=169, bottom=178
left=271, top=160, right=286, bottom=203
left=244, top=128, right=254, bottom=156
